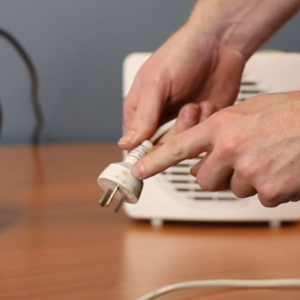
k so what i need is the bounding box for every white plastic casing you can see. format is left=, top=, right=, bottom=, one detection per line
left=121, top=51, right=300, bottom=224
left=97, top=140, right=152, bottom=204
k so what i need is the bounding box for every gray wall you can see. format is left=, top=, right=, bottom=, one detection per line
left=0, top=0, right=299, bottom=144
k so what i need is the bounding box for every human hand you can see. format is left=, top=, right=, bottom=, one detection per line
left=119, top=0, right=300, bottom=150
left=155, top=101, right=217, bottom=146
left=119, top=21, right=245, bottom=149
left=132, top=91, right=300, bottom=207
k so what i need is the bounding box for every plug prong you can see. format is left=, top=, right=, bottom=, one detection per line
left=105, top=185, right=119, bottom=207
left=114, top=194, right=126, bottom=213
left=99, top=188, right=113, bottom=207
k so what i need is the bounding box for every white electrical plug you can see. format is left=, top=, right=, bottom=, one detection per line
left=97, top=119, right=176, bottom=213
left=97, top=140, right=153, bottom=213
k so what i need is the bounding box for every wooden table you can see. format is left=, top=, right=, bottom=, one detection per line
left=0, top=143, right=300, bottom=300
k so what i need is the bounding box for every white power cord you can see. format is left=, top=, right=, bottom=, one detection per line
left=136, top=278, right=300, bottom=300
left=97, top=119, right=177, bottom=212
left=149, top=119, right=177, bottom=143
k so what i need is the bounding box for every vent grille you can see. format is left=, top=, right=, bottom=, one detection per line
left=236, top=75, right=265, bottom=104
left=161, top=157, right=237, bottom=202
left=159, top=74, right=265, bottom=203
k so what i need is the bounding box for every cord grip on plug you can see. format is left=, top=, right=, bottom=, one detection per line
left=97, top=140, right=153, bottom=213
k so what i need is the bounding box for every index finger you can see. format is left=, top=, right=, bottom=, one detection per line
left=131, top=122, right=213, bottom=180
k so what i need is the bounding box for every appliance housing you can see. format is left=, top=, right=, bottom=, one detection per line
left=122, top=51, right=300, bottom=227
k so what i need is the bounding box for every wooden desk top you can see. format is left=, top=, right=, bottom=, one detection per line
left=0, top=143, right=300, bottom=300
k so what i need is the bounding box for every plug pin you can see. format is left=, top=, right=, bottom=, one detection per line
left=99, top=187, right=112, bottom=207
left=99, top=185, right=120, bottom=208
left=105, top=185, right=119, bottom=207
left=114, top=194, right=126, bottom=213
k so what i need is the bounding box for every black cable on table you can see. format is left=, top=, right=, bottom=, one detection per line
left=0, top=98, right=2, bottom=141
left=0, top=28, right=43, bottom=144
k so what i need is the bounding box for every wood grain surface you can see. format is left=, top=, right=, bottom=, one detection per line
left=0, top=143, right=299, bottom=300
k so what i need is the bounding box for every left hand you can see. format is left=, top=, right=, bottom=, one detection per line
left=132, top=91, right=300, bottom=207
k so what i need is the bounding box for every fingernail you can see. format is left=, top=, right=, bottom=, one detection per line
left=118, top=131, right=136, bottom=145
left=184, top=105, right=199, bottom=120
left=132, top=163, right=145, bottom=180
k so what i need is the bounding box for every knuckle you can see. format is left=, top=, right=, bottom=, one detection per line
left=231, top=184, right=256, bottom=199
left=236, top=157, right=257, bottom=181
left=258, top=182, right=281, bottom=207
left=167, top=137, right=187, bottom=161
left=196, top=174, right=210, bottom=191
left=139, top=68, right=165, bottom=88
left=214, top=109, right=232, bottom=125
left=124, top=101, right=135, bottom=115
left=219, top=138, right=237, bottom=159
left=232, top=189, right=246, bottom=199
left=232, top=190, right=244, bottom=199
left=196, top=171, right=217, bottom=192
left=211, top=110, right=238, bottom=134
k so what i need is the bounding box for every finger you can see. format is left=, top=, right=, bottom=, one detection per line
left=257, top=181, right=298, bottom=208
left=158, top=101, right=215, bottom=145
left=193, top=150, right=233, bottom=191
left=190, top=152, right=209, bottom=177
left=119, top=77, right=168, bottom=149
left=199, top=101, right=218, bottom=122
left=230, top=171, right=257, bottom=198
left=132, top=122, right=213, bottom=180
left=123, top=77, right=141, bottom=132
left=173, top=104, right=200, bottom=134
left=158, top=103, right=200, bottom=144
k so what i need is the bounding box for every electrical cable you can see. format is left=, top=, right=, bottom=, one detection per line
left=136, top=278, right=300, bottom=300
left=0, top=28, right=43, bottom=144
left=149, top=119, right=177, bottom=143
left=0, top=97, right=2, bottom=141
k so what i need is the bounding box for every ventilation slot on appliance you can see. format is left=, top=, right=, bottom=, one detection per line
left=235, top=75, right=266, bottom=104
left=160, top=158, right=239, bottom=203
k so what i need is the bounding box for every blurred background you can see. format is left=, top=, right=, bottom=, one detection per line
left=0, top=0, right=300, bottom=144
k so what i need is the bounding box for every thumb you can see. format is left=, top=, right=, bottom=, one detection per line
left=119, top=76, right=168, bottom=149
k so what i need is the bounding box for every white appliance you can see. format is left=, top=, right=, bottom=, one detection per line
left=122, top=51, right=300, bottom=227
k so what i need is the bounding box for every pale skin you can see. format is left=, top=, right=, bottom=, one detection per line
left=119, top=0, right=300, bottom=207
